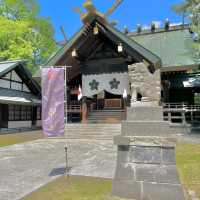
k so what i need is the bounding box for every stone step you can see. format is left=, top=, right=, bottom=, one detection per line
left=88, top=110, right=124, bottom=115
left=88, top=116, right=123, bottom=119
left=92, top=109, right=124, bottom=113
left=88, top=115, right=122, bottom=117
left=87, top=120, right=121, bottom=123
left=65, top=123, right=121, bottom=140
left=66, top=124, right=121, bottom=130
left=65, top=132, right=120, bottom=135
left=65, top=136, right=115, bottom=140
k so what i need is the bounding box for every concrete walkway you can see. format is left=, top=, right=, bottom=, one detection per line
left=0, top=129, right=200, bottom=200
left=0, top=139, right=117, bottom=200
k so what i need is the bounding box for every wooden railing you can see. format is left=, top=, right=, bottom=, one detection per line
left=163, top=103, right=200, bottom=124
left=66, top=105, right=81, bottom=113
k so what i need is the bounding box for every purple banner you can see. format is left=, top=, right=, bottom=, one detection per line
left=42, top=68, right=65, bottom=136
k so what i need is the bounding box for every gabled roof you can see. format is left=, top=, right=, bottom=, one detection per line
left=129, top=26, right=199, bottom=71
left=0, top=60, right=22, bottom=77
left=101, top=21, right=161, bottom=69
left=0, top=60, right=41, bottom=97
left=33, top=18, right=161, bottom=79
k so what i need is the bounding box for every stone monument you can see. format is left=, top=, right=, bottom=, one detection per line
left=112, top=62, right=185, bottom=200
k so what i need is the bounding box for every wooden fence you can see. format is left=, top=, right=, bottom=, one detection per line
left=163, top=103, right=200, bottom=124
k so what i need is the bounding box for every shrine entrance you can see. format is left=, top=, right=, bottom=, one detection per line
left=91, top=91, right=123, bottom=111
left=81, top=70, right=130, bottom=123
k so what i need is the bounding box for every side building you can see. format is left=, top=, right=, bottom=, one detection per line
left=0, top=60, right=41, bottom=129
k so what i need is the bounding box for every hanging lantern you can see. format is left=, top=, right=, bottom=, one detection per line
left=93, top=24, right=99, bottom=35
left=72, top=49, right=78, bottom=57
left=118, top=43, right=123, bottom=53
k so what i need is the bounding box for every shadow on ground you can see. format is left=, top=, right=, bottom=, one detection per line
left=49, top=167, right=72, bottom=177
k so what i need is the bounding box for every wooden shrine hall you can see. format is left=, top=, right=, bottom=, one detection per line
left=34, top=18, right=160, bottom=122
left=34, top=0, right=200, bottom=124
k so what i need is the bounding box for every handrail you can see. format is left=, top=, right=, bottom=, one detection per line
left=163, top=103, right=200, bottom=112
left=65, top=104, right=82, bottom=113
left=163, top=103, right=200, bottom=124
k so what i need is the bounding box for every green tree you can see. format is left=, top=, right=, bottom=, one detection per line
left=0, top=0, right=57, bottom=72
left=172, top=0, right=200, bottom=63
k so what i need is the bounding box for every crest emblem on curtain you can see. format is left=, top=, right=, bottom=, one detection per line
left=89, top=79, right=99, bottom=90
left=110, top=78, right=120, bottom=89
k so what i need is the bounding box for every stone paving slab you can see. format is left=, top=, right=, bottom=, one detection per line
left=0, top=139, right=117, bottom=200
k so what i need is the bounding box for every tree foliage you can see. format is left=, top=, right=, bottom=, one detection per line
left=0, top=0, right=57, bottom=72
left=172, top=0, right=200, bottom=63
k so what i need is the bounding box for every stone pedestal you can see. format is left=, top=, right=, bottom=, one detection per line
left=112, top=107, right=185, bottom=200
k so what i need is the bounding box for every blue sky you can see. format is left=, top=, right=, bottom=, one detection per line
left=38, top=0, right=184, bottom=41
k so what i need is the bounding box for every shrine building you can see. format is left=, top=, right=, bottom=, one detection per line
left=33, top=2, right=200, bottom=124
left=0, top=61, right=41, bottom=130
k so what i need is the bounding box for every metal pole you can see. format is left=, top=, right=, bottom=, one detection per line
left=64, top=66, right=67, bottom=124
left=64, top=67, right=69, bottom=176
left=65, top=146, right=69, bottom=177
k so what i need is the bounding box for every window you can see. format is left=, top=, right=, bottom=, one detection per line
left=8, top=105, right=32, bottom=121
left=37, top=106, right=42, bottom=120
left=26, top=106, right=32, bottom=120
left=15, top=105, right=21, bottom=120
left=8, top=105, right=15, bottom=121
left=21, top=106, right=27, bottom=120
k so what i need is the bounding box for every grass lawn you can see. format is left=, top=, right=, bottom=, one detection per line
left=176, top=143, right=200, bottom=198
left=0, top=131, right=43, bottom=147
left=23, top=176, right=124, bottom=200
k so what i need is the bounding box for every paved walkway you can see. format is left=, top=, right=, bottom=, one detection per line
left=0, top=139, right=117, bottom=200
left=0, top=129, right=200, bottom=200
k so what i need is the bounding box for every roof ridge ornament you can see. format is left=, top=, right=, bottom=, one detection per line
left=73, top=0, right=124, bottom=24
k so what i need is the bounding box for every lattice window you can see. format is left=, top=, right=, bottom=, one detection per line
left=37, top=106, right=41, bottom=120
left=14, top=105, right=21, bottom=120
left=8, top=105, right=15, bottom=121
left=26, top=106, right=32, bottom=120
left=21, top=106, right=27, bottom=120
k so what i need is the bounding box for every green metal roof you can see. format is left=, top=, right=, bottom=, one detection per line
left=129, top=28, right=198, bottom=70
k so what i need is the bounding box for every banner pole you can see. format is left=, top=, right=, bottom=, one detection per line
left=64, top=66, right=67, bottom=125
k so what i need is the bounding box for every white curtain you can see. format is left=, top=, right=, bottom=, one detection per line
left=82, top=72, right=130, bottom=97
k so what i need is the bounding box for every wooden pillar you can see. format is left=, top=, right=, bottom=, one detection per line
left=82, top=97, right=88, bottom=123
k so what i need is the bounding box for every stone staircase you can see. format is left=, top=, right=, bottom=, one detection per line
left=87, top=109, right=125, bottom=124
left=65, top=123, right=121, bottom=140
